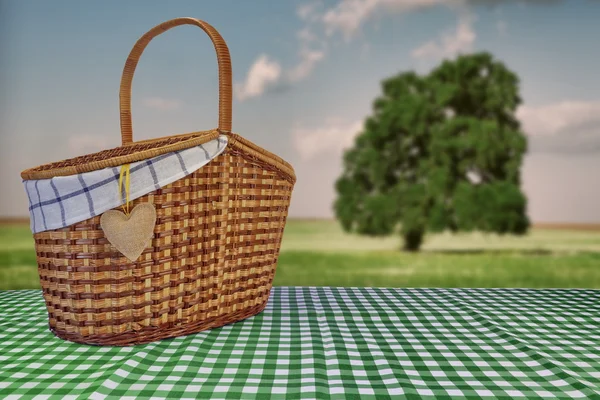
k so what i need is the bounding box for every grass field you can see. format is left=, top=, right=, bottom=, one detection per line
left=1, top=220, right=599, bottom=290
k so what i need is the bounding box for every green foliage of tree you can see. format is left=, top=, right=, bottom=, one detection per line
left=334, top=52, right=530, bottom=251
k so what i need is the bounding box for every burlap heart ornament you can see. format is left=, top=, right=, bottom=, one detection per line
left=100, top=203, right=156, bottom=261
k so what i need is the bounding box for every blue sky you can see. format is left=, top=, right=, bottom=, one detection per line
left=1, top=0, right=599, bottom=222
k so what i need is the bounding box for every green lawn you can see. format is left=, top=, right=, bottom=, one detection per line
left=1, top=220, right=599, bottom=290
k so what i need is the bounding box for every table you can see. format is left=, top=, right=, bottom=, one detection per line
left=1, top=287, right=599, bottom=399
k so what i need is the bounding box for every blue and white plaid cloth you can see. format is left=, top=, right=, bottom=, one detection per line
left=23, top=135, right=228, bottom=234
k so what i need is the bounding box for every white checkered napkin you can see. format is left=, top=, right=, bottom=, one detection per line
left=23, top=135, right=228, bottom=234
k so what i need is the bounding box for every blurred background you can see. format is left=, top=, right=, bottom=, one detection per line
left=1, top=0, right=599, bottom=290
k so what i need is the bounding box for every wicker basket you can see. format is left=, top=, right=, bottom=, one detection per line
left=20, top=18, right=295, bottom=346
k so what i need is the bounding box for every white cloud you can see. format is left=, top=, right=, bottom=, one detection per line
left=411, top=13, right=476, bottom=61
left=297, top=2, right=321, bottom=22
left=235, top=55, right=282, bottom=101
left=288, top=48, right=326, bottom=82
left=238, top=0, right=475, bottom=100
left=496, top=20, right=507, bottom=36
left=518, top=101, right=600, bottom=136
left=288, top=24, right=328, bottom=83
left=237, top=0, right=463, bottom=100
left=235, top=12, right=326, bottom=99
left=322, top=0, right=453, bottom=40
left=517, top=101, right=600, bottom=153
left=293, top=118, right=364, bottom=160
left=297, top=26, right=318, bottom=43
left=142, top=97, right=182, bottom=111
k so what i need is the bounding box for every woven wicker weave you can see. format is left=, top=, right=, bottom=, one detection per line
left=21, top=18, right=295, bottom=346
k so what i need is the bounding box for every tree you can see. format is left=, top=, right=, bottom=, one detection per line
left=334, top=52, right=529, bottom=251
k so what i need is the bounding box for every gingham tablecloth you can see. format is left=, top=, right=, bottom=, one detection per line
left=0, top=287, right=599, bottom=399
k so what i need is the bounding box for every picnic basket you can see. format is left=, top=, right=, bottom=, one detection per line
left=20, top=18, right=296, bottom=346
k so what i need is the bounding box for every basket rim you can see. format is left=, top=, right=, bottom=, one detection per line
left=20, top=130, right=297, bottom=184
left=21, top=129, right=220, bottom=180
left=227, top=133, right=296, bottom=184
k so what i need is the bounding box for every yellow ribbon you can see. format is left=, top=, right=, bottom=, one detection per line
left=118, top=164, right=131, bottom=215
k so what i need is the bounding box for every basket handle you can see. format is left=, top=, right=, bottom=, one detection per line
left=119, top=17, right=232, bottom=145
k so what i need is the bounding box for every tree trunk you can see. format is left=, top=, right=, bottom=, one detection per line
left=403, top=229, right=424, bottom=252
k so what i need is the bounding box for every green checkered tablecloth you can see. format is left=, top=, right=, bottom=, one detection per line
left=0, top=287, right=599, bottom=399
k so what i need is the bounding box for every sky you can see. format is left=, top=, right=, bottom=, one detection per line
left=1, top=0, right=599, bottom=223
